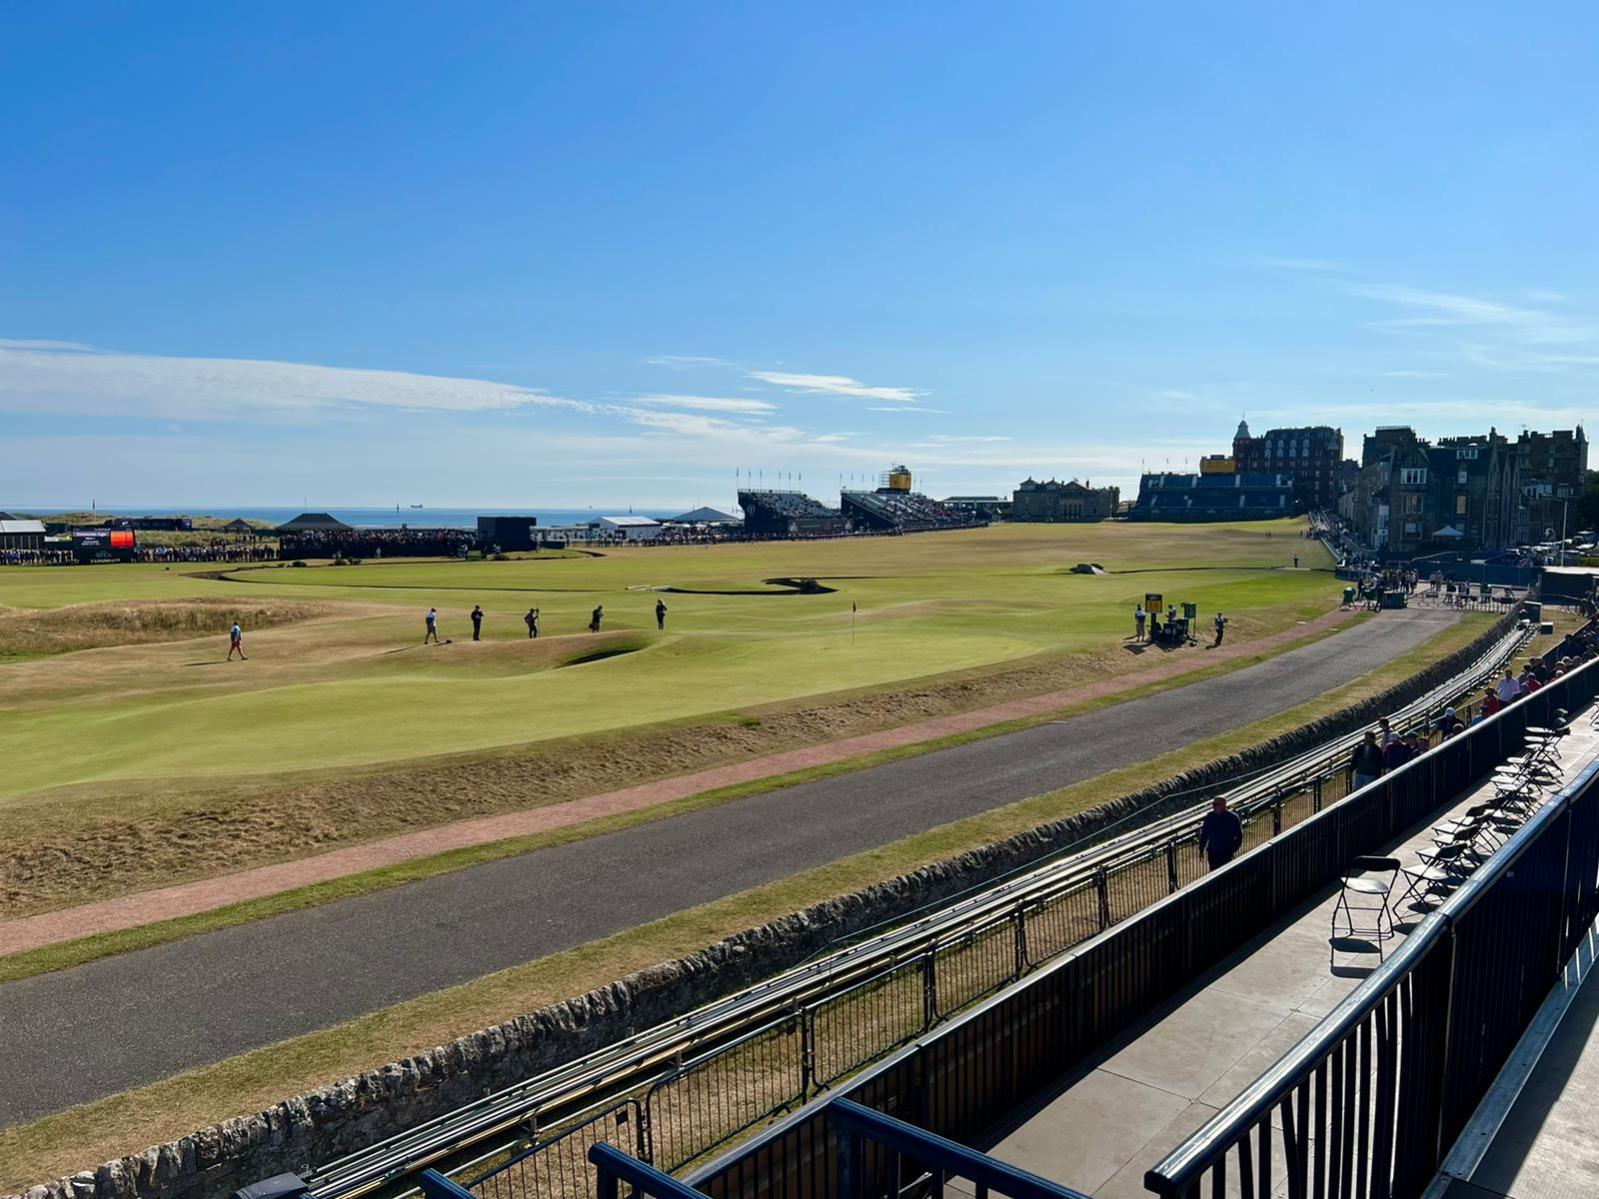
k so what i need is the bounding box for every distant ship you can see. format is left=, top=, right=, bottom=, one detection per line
left=410, top=503, right=424, bottom=509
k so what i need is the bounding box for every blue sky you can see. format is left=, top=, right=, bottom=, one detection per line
left=1, top=3, right=1595, bottom=509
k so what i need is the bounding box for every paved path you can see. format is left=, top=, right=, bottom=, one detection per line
left=0, top=606, right=1364, bottom=958
left=0, top=609, right=1459, bottom=1127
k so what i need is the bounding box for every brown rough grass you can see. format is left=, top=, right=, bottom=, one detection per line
left=0, top=599, right=329, bottom=658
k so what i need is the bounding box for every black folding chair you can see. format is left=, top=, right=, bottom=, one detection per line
left=1399, top=841, right=1471, bottom=912
left=1330, top=856, right=1402, bottom=963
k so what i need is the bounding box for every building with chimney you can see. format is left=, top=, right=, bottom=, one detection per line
left=1010, top=478, right=1120, bottom=521
left=1518, top=427, right=1588, bottom=542
left=1231, top=420, right=1345, bottom=509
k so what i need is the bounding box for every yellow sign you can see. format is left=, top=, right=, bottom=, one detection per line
left=1144, top=593, right=1163, bottom=613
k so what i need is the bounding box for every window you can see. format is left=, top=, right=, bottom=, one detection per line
left=1405, top=521, right=1419, bottom=534
left=1456, top=447, right=1479, bottom=460
left=1400, top=467, right=1428, bottom=486
left=1458, top=469, right=1468, bottom=485
left=1456, top=495, right=1468, bottom=515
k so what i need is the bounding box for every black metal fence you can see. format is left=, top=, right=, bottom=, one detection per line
left=1143, top=692, right=1599, bottom=1198
left=685, top=655, right=1599, bottom=1199
left=439, top=623, right=1573, bottom=1199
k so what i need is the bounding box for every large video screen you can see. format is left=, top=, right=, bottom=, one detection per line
left=71, top=528, right=136, bottom=558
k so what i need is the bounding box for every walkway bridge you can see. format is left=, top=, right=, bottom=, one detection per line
left=405, top=639, right=1599, bottom=1199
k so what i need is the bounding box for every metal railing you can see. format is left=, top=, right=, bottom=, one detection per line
left=307, top=614, right=1546, bottom=1199
left=830, top=1099, right=1088, bottom=1199
left=1142, top=701, right=1599, bottom=1198
left=684, top=654, right=1599, bottom=1199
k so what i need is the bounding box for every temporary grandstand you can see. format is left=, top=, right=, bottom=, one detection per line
left=738, top=490, right=850, bottom=539
left=1130, top=471, right=1298, bottom=520
left=840, top=488, right=986, bottom=533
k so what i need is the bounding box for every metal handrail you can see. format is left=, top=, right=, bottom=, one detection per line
left=830, top=1098, right=1090, bottom=1199
left=306, top=613, right=1543, bottom=1199
left=1144, top=701, right=1599, bottom=1197
left=589, top=1146, right=706, bottom=1199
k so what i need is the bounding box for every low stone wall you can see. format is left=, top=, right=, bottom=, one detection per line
left=14, top=611, right=1519, bottom=1199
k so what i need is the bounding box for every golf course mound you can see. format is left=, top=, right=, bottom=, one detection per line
left=0, top=599, right=332, bottom=658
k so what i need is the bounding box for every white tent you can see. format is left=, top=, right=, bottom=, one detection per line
left=595, top=516, right=662, bottom=542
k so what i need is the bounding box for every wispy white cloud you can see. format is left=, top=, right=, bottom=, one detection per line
left=1263, top=257, right=1344, bottom=273
left=0, top=340, right=587, bottom=421
left=0, top=338, right=94, bottom=351
left=747, top=370, right=923, bottom=403
left=633, top=394, right=778, bottom=414
left=1382, top=369, right=1451, bottom=380
left=624, top=408, right=808, bottom=443
left=646, top=355, right=729, bottom=370
left=1344, top=282, right=1598, bottom=346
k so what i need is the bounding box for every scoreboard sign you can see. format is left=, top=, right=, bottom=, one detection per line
left=72, top=528, right=136, bottom=562
left=1144, top=593, right=1163, bottom=613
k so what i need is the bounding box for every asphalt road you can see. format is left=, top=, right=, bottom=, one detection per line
left=0, top=608, right=1460, bottom=1126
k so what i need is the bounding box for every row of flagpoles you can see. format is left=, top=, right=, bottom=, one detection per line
left=733, top=469, right=888, bottom=487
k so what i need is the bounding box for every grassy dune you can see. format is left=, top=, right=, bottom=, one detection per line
left=0, top=599, right=329, bottom=660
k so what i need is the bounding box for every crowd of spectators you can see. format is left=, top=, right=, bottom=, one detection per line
left=278, top=528, right=474, bottom=559
left=841, top=490, right=985, bottom=533
left=2, top=539, right=278, bottom=566
left=1, top=548, right=75, bottom=566
left=132, top=540, right=278, bottom=564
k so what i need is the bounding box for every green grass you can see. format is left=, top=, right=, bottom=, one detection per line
left=0, top=521, right=1335, bottom=807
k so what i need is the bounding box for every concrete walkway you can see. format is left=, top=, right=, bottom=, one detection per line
left=979, top=719, right=1599, bottom=1198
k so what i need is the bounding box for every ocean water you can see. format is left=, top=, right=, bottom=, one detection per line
left=4, top=505, right=679, bottom=530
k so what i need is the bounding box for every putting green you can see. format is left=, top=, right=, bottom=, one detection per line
left=0, top=520, right=1336, bottom=805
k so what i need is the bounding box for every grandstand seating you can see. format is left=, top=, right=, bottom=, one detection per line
left=1130, top=471, right=1299, bottom=521
left=840, top=490, right=986, bottom=533
left=738, top=490, right=851, bottom=538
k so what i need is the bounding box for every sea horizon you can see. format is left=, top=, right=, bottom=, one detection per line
left=1, top=505, right=700, bottom=530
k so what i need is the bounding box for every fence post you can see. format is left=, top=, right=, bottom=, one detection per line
left=1166, top=839, right=1179, bottom=892
left=921, top=947, right=938, bottom=1030
left=1012, top=904, right=1028, bottom=974
left=1432, top=922, right=1462, bottom=1164
left=837, top=1125, right=862, bottom=1199
left=638, top=1097, right=655, bottom=1165
left=1095, top=867, right=1111, bottom=930
left=799, top=1010, right=815, bottom=1102
left=1313, top=775, right=1323, bottom=813
left=1272, top=792, right=1283, bottom=836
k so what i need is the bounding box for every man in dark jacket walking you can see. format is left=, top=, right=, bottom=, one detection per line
left=1199, top=796, right=1245, bottom=870
left=1351, top=730, right=1385, bottom=791
left=470, top=605, right=484, bottom=641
